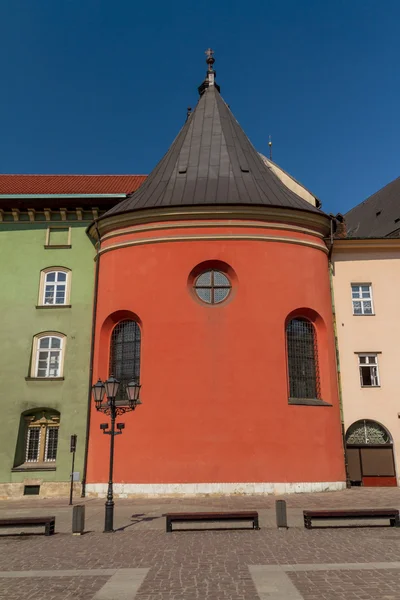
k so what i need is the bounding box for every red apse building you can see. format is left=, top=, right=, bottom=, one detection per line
left=86, top=55, right=346, bottom=496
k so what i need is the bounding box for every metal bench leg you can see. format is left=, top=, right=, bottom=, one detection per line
left=391, top=517, right=400, bottom=528
left=253, top=515, right=260, bottom=530
left=166, top=518, right=172, bottom=533
left=45, top=522, right=51, bottom=536
left=304, top=516, right=312, bottom=530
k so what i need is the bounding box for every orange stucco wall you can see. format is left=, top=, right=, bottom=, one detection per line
left=87, top=221, right=345, bottom=485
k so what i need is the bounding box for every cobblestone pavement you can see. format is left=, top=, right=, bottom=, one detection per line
left=0, top=488, right=399, bottom=599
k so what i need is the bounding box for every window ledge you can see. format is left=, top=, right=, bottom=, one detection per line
left=288, top=398, right=332, bottom=406
left=25, top=377, right=64, bottom=381
left=44, top=245, right=72, bottom=249
left=36, top=305, right=71, bottom=309
left=360, top=385, right=381, bottom=389
left=353, top=313, right=375, bottom=317
left=12, top=464, right=57, bottom=472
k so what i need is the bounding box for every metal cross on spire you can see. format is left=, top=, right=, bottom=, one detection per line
left=205, top=48, right=214, bottom=59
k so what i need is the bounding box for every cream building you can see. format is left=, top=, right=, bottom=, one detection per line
left=332, top=177, right=400, bottom=487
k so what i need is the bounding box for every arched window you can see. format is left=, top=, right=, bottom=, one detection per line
left=286, top=318, right=320, bottom=399
left=31, top=333, right=66, bottom=378
left=109, top=320, right=141, bottom=399
left=346, top=420, right=391, bottom=445
left=39, top=268, right=71, bottom=306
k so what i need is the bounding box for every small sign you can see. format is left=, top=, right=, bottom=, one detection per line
left=70, top=434, right=77, bottom=453
left=72, top=472, right=80, bottom=482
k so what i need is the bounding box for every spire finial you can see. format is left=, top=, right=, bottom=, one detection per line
left=198, top=48, right=220, bottom=96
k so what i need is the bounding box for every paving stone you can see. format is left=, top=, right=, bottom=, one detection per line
left=0, top=488, right=399, bottom=599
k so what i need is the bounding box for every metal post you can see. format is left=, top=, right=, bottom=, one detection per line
left=69, top=435, right=77, bottom=506
left=104, top=401, right=116, bottom=533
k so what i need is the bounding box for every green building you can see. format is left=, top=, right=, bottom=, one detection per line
left=0, top=175, right=144, bottom=498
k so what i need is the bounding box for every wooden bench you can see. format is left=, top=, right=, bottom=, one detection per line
left=165, top=511, right=260, bottom=532
left=303, top=509, right=400, bottom=529
left=0, top=516, right=56, bottom=536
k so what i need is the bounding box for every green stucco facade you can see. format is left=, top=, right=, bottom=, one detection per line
left=0, top=218, right=96, bottom=496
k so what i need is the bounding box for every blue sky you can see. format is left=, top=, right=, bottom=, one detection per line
left=1, top=0, right=399, bottom=214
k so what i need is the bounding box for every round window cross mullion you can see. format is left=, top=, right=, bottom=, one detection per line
left=194, top=269, right=231, bottom=305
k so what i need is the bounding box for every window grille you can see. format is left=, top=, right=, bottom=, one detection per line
left=25, top=427, right=40, bottom=462
left=346, top=420, right=390, bottom=445
left=45, top=426, right=59, bottom=461
left=23, top=412, right=60, bottom=465
left=44, top=271, right=67, bottom=305
left=358, top=354, right=380, bottom=387
left=351, top=284, right=373, bottom=315
left=287, top=318, right=320, bottom=399
left=194, top=270, right=231, bottom=304
left=110, top=320, right=141, bottom=400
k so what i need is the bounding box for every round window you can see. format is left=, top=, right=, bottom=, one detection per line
left=194, top=270, right=231, bottom=304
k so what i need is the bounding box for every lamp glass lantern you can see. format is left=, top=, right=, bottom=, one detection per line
left=104, top=376, right=120, bottom=400
left=126, top=379, right=141, bottom=408
left=92, top=379, right=106, bottom=410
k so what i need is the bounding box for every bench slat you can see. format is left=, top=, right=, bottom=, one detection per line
left=165, top=511, right=257, bottom=519
left=0, top=517, right=55, bottom=526
left=304, top=509, right=398, bottom=518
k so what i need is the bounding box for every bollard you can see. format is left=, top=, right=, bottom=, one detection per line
left=72, top=504, right=85, bottom=535
left=275, top=500, right=288, bottom=529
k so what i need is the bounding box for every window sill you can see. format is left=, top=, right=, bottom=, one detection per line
left=12, top=464, right=57, bottom=472
left=36, top=305, right=71, bottom=309
left=25, top=377, right=64, bottom=381
left=360, top=385, right=381, bottom=389
left=353, top=313, right=375, bottom=317
left=44, top=245, right=72, bottom=249
left=288, top=398, right=332, bottom=406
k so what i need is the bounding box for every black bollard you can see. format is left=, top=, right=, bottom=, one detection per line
left=72, top=504, right=85, bottom=535
left=275, top=500, right=288, bottom=529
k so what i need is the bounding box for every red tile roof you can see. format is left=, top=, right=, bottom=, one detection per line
left=0, top=174, right=146, bottom=195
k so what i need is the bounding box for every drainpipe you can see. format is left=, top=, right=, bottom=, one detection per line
left=81, top=222, right=101, bottom=497
left=328, top=219, right=351, bottom=488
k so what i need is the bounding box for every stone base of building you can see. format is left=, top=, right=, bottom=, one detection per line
left=85, top=481, right=346, bottom=498
left=0, top=481, right=81, bottom=500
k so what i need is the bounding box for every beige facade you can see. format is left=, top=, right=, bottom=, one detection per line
left=332, top=239, right=400, bottom=485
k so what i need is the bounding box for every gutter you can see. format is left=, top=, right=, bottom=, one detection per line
left=328, top=234, right=351, bottom=488
left=81, top=221, right=101, bottom=497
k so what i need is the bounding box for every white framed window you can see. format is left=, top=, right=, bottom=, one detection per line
left=358, top=354, right=380, bottom=387
left=31, top=333, right=66, bottom=378
left=38, top=268, right=71, bottom=306
left=351, top=283, right=374, bottom=315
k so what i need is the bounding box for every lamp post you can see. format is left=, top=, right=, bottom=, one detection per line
left=92, top=376, right=142, bottom=533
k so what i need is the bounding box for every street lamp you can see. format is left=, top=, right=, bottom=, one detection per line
left=92, top=375, right=142, bottom=533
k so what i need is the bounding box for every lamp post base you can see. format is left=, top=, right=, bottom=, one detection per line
left=104, top=500, right=114, bottom=533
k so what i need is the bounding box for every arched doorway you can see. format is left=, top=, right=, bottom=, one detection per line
left=346, top=420, right=397, bottom=487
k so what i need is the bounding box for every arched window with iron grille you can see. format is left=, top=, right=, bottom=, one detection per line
left=286, top=318, right=320, bottom=400
left=109, top=320, right=141, bottom=400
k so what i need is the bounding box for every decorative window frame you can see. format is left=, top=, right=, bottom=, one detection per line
left=351, top=283, right=374, bottom=316
left=44, top=226, right=72, bottom=249
left=29, top=332, right=67, bottom=379
left=22, top=412, right=60, bottom=467
left=37, top=267, right=71, bottom=307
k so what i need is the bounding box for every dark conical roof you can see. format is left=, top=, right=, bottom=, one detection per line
left=103, top=64, right=321, bottom=220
